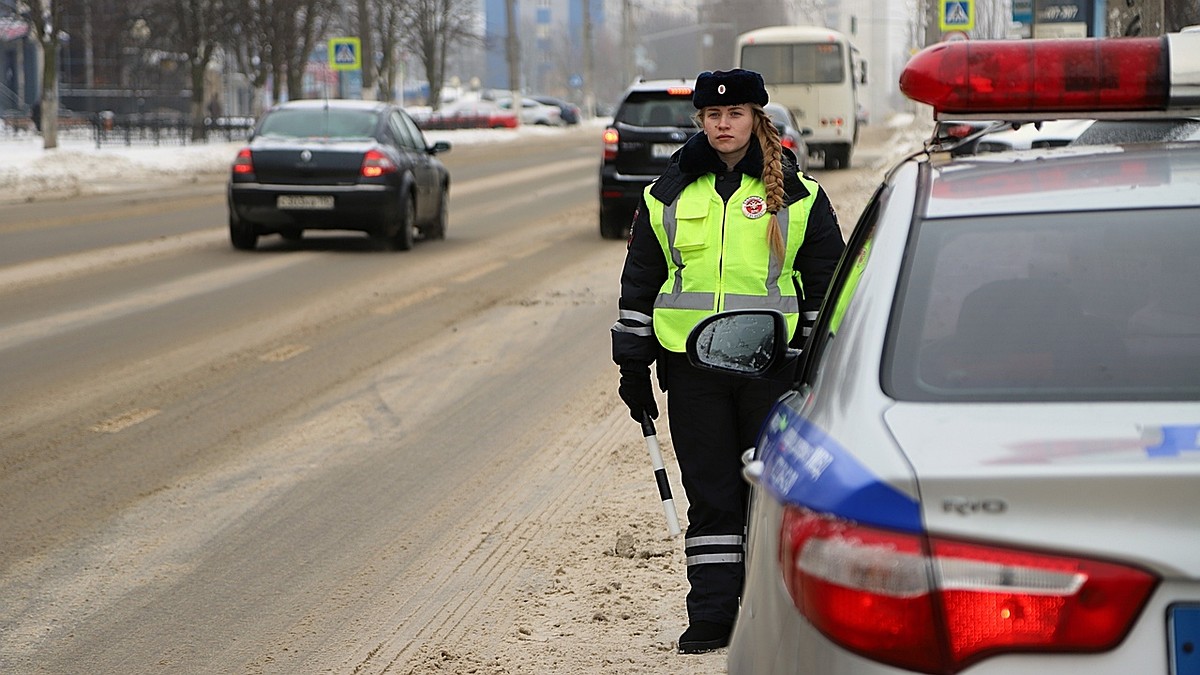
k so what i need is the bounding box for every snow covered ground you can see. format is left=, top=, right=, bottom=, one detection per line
left=0, top=120, right=593, bottom=205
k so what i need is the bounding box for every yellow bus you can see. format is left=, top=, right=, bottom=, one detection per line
left=735, top=25, right=865, bottom=169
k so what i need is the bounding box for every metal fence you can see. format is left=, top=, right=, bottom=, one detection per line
left=1, top=110, right=257, bottom=145
left=90, top=113, right=257, bottom=147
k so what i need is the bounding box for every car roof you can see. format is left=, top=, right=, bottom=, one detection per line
left=623, top=78, right=692, bottom=93
left=923, top=140, right=1200, bottom=218
left=268, top=99, right=388, bottom=112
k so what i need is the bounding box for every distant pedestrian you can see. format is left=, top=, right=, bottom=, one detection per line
left=31, top=101, right=42, bottom=133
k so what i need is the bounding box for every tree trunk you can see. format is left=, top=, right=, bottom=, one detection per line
left=191, top=60, right=207, bottom=142
left=40, top=37, right=58, bottom=150
left=357, top=0, right=376, bottom=100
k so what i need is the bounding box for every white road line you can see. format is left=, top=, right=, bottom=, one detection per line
left=0, top=228, right=227, bottom=293
left=450, top=156, right=595, bottom=199
left=372, top=285, right=447, bottom=316
left=0, top=254, right=314, bottom=353
left=91, top=407, right=161, bottom=434
left=259, top=344, right=311, bottom=362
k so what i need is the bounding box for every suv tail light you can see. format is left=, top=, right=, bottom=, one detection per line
left=602, top=127, right=619, bottom=161
left=232, top=147, right=254, bottom=174
left=780, top=506, right=1157, bottom=674
left=361, top=149, right=397, bottom=177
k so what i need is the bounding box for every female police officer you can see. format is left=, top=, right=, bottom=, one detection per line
left=610, top=68, right=845, bottom=654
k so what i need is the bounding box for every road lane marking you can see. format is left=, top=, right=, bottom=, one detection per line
left=91, top=407, right=161, bottom=433
left=259, top=344, right=311, bottom=362
left=0, top=165, right=595, bottom=299
left=0, top=228, right=227, bottom=293
left=0, top=254, right=314, bottom=354
left=372, top=285, right=447, bottom=316
left=452, top=261, right=506, bottom=284
left=450, top=156, right=594, bottom=199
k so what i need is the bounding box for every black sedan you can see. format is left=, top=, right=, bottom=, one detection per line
left=227, top=99, right=451, bottom=251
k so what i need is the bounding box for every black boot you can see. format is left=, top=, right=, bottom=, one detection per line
left=677, top=620, right=732, bottom=654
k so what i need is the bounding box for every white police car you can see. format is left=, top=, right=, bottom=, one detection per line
left=687, top=33, right=1200, bottom=674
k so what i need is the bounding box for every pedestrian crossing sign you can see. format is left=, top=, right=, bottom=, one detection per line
left=940, top=0, right=975, bottom=32
left=328, top=37, right=362, bottom=71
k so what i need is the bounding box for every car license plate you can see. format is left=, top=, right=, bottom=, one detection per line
left=652, top=143, right=681, bottom=158
left=1170, top=605, right=1200, bottom=675
left=277, top=195, right=334, bottom=210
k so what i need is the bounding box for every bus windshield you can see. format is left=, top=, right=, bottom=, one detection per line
left=740, top=43, right=845, bottom=85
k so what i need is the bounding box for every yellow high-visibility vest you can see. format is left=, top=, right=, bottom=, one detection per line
left=646, top=172, right=819, bottom=352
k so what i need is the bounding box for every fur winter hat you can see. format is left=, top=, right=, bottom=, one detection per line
left=692, top=69, right=769, bottom=109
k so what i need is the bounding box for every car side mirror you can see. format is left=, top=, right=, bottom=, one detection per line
left=428, top=140, right=451, bottom=155
left=686, top=309, right=792, bottom=377
left=799, top=127, right=814, bottom=138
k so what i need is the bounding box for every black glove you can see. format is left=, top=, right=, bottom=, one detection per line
left=618, top=365, right=658, bottom=422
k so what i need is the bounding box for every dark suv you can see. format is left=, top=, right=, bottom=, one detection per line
left=599, top=79, right=699, bottom=239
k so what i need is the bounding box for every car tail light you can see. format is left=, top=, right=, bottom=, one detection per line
left=603, top=127, right=619, bottom=161
left=361, top=149, right=396, bottom=177
left=780, top=506, right=1157, bottom=674
left=781, top=136, right=797, bottom=151
left=232, top=148, right=254, bottom=174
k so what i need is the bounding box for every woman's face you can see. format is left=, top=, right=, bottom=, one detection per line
left=701, top=103, right=755, bottom=163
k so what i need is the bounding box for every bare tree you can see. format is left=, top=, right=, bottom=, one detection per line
left=355, top=0, right=375, bottom=99
left=19, top=0, right=75, bottom=149
left=371, top=0, right=405, bottom=101
left=399, top=0, right=482, bottom=110
left=148, top=0, right=233, bottom=140
left=228, top=0, right=275, bottom=115
left=276, top=0, right=334, bottom=100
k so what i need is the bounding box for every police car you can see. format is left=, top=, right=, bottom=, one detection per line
left=686, top=33, right=1200, bottom=674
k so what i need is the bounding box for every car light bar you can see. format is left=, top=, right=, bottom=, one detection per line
left=900, top=32, right=1200, bottom=119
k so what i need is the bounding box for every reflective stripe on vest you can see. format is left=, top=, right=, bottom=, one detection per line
left=647, top=173, right=817, bottom=352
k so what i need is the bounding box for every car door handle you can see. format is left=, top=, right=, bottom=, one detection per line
left=741, top=447, right=764, bottom=485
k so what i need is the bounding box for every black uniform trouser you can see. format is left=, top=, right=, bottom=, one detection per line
left=664, top=351, right=791, bottom=626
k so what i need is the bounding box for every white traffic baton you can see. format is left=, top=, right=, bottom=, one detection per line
left=641, top=412, right=682, bottom=537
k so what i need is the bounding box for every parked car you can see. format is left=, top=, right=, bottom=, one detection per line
left=531, top=95, right=582, bottom=125
left=414, top=101, right=519, bottom=130
left=227, top=99, right=451, bottom=251
left=687, top=34, right=1200, bottom=675
left=496, top=97, right=564, bottom=126
left=764, top=102, right=811, bottom=173
left=598, top=78, right=699, bottom=239
left=935, top=118, right=1094, bottom=156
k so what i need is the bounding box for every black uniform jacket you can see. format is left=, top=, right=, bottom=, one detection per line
left=611, top=132, right=847, bottom=371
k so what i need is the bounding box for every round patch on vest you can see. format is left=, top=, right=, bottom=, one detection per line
left=742, top=196, right=766, bottom=219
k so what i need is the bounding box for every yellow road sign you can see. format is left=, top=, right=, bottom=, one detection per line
left=329, top=37, right=362, bottom=71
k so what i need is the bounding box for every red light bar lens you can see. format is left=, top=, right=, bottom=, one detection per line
left=666, top=87, right=693, bottom=96
left=900, top=37, right=1168, bottom=115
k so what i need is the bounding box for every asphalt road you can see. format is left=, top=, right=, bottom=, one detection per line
left=0, top=123, right=905, bottom=673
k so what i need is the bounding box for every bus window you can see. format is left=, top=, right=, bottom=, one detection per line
left=740, top=44, right=845, bottom=85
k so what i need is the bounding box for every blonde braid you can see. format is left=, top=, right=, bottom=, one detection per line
left=754, top=105, right=786, bottom=261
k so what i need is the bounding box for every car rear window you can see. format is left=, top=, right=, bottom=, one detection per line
left=258, top=109, right=379, bottom=140
left=615, top=93, right=697, bottom=128
left=886, top=208, right=1200, bottom=401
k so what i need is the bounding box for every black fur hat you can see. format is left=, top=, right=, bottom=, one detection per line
left=692, top=69, right=769, bottom=109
